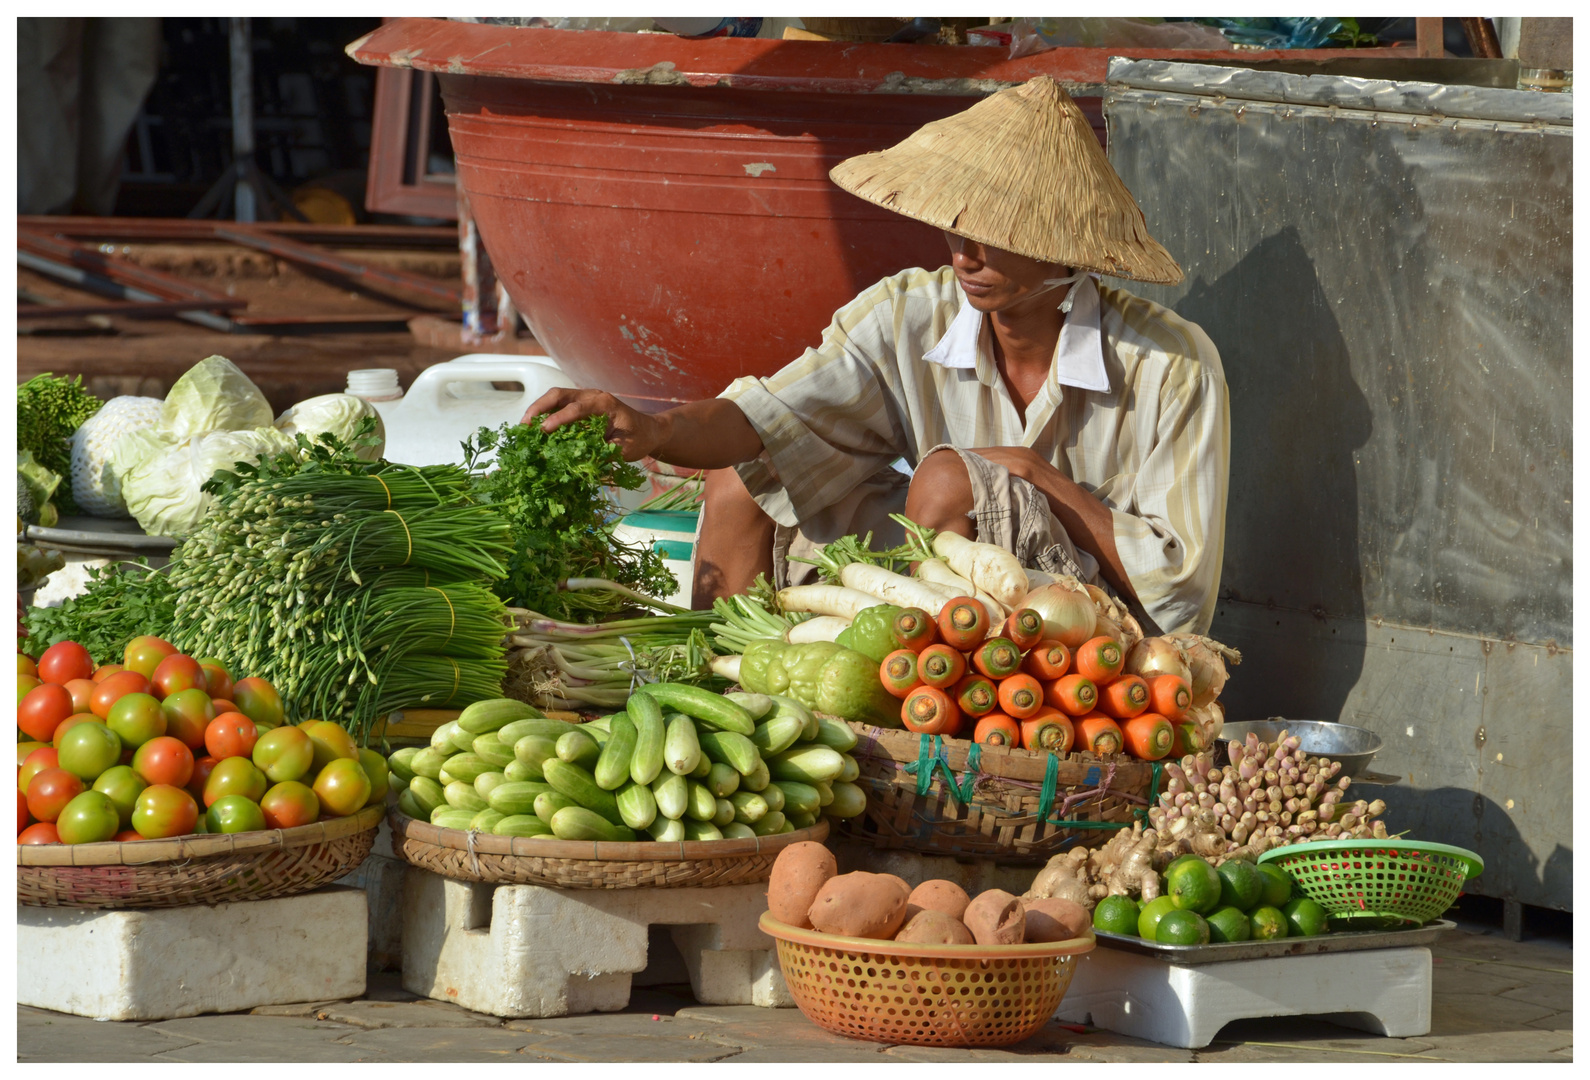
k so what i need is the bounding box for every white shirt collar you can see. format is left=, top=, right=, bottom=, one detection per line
left=923, top=275, right=1110, bottom=394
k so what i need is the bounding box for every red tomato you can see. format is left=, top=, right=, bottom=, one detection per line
left=132, top=736, right=195, bottom=788
left=18, top=822, right=60, bottom=844
left=62, top=678, right=96, bottom=714
left=90, top=670, right=151, bottom=719
left=17, top=788, right=31, bottom=834
left=16, top=740, right=49, bottom=764
left=231, top=677, right=285, bottom=729
left=260, top=781, right=320, bottom=829
left=205, top=712, right=259, bottom=760
left=17, top=674, right=42, bottom=705
left=56, top=790, right=121, bottom=844
left=251, top=725, right=314, bottom=783
left=122, top=635, right=179, bottom=679
left=26, top=767, right=85, bottom=823
left=38, top=640, right=93, bottom=685
left=19, top=747, right=59, bottom=793
left=56, top=720, right=123, bottom=781
left=150, top=655, right=206, bottom=700
left=195, top=658, right=233, bottom=701
left=51, top=712, right=98, bottom=748
left=91, top=663, right=126, bottom=683
left=18, top=683, right=74, bottom=742
left=160, top=689, right=215, bottom=751
left=187, top=756, right=220, bottom=801
left=312, top=758, right=371, bottom=817
left=106, top=692, right=167, bottom=749
left=130, top=784, right=199, bottom=839
left=18, top=653, right=37, bottom=678
left=203, top=756, right=267, bottom=807
left=210, top=699, right=239, bottom=716
left=112, top=829, right=142, bottom=841
left=92, top=764, right=148, bottom=828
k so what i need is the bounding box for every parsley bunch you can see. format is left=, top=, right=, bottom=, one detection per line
left=23, top=560, right=176, bottom=665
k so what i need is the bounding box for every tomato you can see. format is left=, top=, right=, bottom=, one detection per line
left=18, top=654, right=37, bottom=678
left=358, top=748, right=391, bottom=806
left=231, top=677, right=285, bottom=729
left=160, top=689, right=215, bottom=751
left=55, top=720, right=123, bottom=782
left=251, top=725, right=314, bottom=783
left=38, top=640, right=94, bottom=685
left=195, top=657, right=233, bottom=701
left=205, top=794, right=267, bottom=835
left=90, top=670, right=152, bottom=719
left=56, top=790, right=120, bottom=844
left=187, top=756, right=218, bottom=800
left=112, top=828, right=141, bottom=841
left=312, top=758, right=371, bottom=817
left=106, top=692, right=167, bottom=749
left=51, top=712, right=98, bottom=748
left=260, top=781, right=320, bottom=829
left=91, top=663, right=125, bottom=683
left=304, top=721, right=359, bottom=773
left=130, top=784, right=199, bottom=839
left=122, top=635, right=178, bottom=679
left=62, top=678, right=96, bottom=715
left=26, top=767, right=85, bottom=823
left=92, top=765, right=148, bottom=828
left=132, top=736, right=195, bottom=788
left=17, top=788, right=32, bottom=834
left=203, top=755, right=267, bottom=807
left=150, top=655, right=206, bottom=700
left=205, top=712, right=259, bottom=760
left=19, top=747, right=59, bottom=793
left=19, top=822, right=60, bottom=844
left=18, top=683, right=74, bottom=742
left=17, top=674, right=42, bottom=705
left=16, top=741, right=49, bottom=764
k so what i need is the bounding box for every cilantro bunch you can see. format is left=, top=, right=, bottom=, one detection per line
left=23, top=560, right=176, bottom=665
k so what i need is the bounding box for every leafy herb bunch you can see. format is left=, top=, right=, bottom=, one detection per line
left=18, top=373, right=102, bottom=514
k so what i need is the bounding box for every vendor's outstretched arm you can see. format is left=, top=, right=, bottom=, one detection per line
left=525, top=389, right=764, bottom=470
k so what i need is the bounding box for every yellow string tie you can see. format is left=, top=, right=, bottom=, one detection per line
left=427, top=586, right=456, bottom=642
left=384, top=510, right=412, bottom=564
left=371, top=473, right=393, bottom=509
left=447, top=657, right=460, bottom=703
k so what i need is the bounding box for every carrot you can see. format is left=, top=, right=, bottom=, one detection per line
left=996, top=673, right=1044, bottom=719
left=936, top=596, right=989, bottom=651
left=917, top=644, right=967, bottom=689
left=1046, top=673, right=1097, bottom=716
left=1169, top=720, right=1206, bottom=758
left=1098, top=674, right=1149, bottom=720
left=891, top=607, right=939, bottom=654
left=1121, top=713, right=1173, bottom=761
left=901, top=685, right=961, bottom=736
left=1020, top=708, right=1074, bottom=753
left=973, top=711, right=1022, bottom=747
left=952, top=673, right=997, bottom=717
left=1147, top=674, right=1191, bottom=720
left=1074, top=635, right=1124, bottom=685
left=1001, top=608, right=1045, bottom=651
left=1075, top=714, right=1124, bottom=755
left=970, top=636, right=1023, bottom=679
left=879, top=650, right=922, bottom=699
left=1021, top=640, right=1071, bottom=681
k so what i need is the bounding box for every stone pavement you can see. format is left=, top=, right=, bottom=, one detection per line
left=18, top=919, right=1571, bottom=1063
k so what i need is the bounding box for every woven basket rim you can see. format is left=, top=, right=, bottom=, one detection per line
left=16, top=804, right=385, bottom=868
left=845, top=722, right=1158, bottom=786
left=389, top=807, right=830, bottom=863
left=1259, top=839, right=1484, bottom=879
left=760, top=913, right=1097, bottom=960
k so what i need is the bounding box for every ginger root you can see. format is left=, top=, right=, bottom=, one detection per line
left=1026, top=847, right=1095, bottom=910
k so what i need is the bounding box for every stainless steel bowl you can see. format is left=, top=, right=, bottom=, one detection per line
left=1214, top=719, right=1384, bottom=778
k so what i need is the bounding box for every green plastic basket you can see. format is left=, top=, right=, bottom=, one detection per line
left=1258, top=839, right=1483, bottom=929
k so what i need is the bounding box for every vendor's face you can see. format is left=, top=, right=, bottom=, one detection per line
left=944, top=232, right=1068, bottom=315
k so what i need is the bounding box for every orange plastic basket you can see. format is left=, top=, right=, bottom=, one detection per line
left=759, top=913, right=1095, bottom=1047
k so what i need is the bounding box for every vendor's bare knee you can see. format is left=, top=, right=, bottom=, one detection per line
left=702, top=467, right=769, bottom=526
left=905, top=450, right=975, bottom=537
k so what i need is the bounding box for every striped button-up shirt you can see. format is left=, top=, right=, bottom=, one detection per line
left=720, top=266, right=1230, bottom=634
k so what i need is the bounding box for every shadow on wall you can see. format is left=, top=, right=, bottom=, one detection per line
left=1178, top=227, right=1374, bottom=724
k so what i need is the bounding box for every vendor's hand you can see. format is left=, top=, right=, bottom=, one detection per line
left=524, top=388, right=665, bottom=462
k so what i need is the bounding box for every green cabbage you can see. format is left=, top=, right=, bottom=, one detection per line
left=274, top=393, right=386, bottom=460
left=159, top=355, right=274, bottom=440
left=115, top=427, right=296, bottom=538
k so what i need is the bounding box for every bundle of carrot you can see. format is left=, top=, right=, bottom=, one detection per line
left=877, top=597, right=1199, bottom=763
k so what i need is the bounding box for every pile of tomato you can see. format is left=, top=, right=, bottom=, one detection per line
left=18, top=636, right=389, bottom=845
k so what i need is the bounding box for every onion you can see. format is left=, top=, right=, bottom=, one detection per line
left=1166, top=634, right=1242, bottom=706
left=1019, top=578, right=1096, bottom=649
left=1123, top=636, right=1191, bottom=684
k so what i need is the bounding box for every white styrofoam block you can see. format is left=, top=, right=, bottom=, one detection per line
left=17, top=886, right=368, bottom=1021
left=402, top=869, right=791, bottom=1018
left=1056, top=944, right=1432, bottom=1049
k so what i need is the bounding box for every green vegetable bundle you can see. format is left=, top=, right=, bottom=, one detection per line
left=17, top=373, right=102, bottom=515
left=22, top=559, right=176, bottom=664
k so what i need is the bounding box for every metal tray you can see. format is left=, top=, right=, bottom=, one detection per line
left=1092, top=919, right=1452, bottom=964
left=24, top=517, right=177, bottom=555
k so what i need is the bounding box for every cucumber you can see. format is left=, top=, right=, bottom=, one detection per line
left=387, top=746, right=420, bottom=784
left=503, top=759, right=540, bottom=783
left=396, top=788, right=424, bottom=819
left=512, top=735, right=557, bottom=775
left=698, top=730, right=762, bottom=776
left=469, top=808, right=506, bottom=832
left=766, top=694, right=814, bottom=730
left=686, top=781, right=718, bottom=822
left=723, top=692, right=773, bottom=720
left=838, top=754, right=860, bottom=783
left=449, top=723, right=480, bottom=753
left=594, top=714, right=638, bottom=790
left=494, top=814, right=553, bottom=838
left=489, top=780, right=553, bottom=816
left=712, top=798, right=736, bottom=828
left=535, top=791, right=577, bottom=824
left=771, top=780, right=819, bottom=816
left=458, top=697, right=543, bottom=735
left=769, top=746, right=844, bottom=785
left=722, top=822, right=757, bottom=839
left=437, top=753, right=493, bottom=785
left=541, top=758, right=624, bottom=825
left=751, top=810, right=787, bottom=836
left=690, top=753, right=713, bottom=779
left=706, top=762, right=740, bottom=798
left=431, top=721, right=464, bottom=750
left=556, top=729, right=602, bottom=769
left=636, top=683, right=756, bottom=736
left=627, top=692, right=666, bottom=786
left=740, top=758, right=770, bottom=792
left=787, top=809, right=818, bottom=830
left=750, top=715, right=804, bottom=758
left=664, top=713, right=701, bottom=776
left=409, top=746, right=450, bottom=781
left=729, top=791, right=769, bottom=824
left=682, top=820, right=724, bottom=842
left=431, top=807, right=476, bottom=830
left=585, top=715, right=613, bottom=733
left=499, top=717, right=580, bottom=745
left=616, top=781, right=658, bottom=831
left=472, top=732, right=516, bottom=768
left=473, top=770, right=508, bottom=800
left=759, top=782, right=785, bottom=813
left=815, top=781, right=835, bottom=807
left=779, top=821, right=795, bottom=834
left=827, top=781, right=867, bottom=819
left=648, top=817, right=686, bottom=842
left=444, top=781, right=488, bottom=813
left=813, top=716, right=859, bottom=752
left=586, top=724, right=611, bottom=747
left=652, top=772, right=689, bottom=820
left=550, top=806, right=626, bottom=842
left=408, top=776, right=446, bottom=816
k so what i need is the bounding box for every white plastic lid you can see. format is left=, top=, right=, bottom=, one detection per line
left=347, top=369, right=403, bottom=400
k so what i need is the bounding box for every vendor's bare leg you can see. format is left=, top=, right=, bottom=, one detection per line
left=903, top=449, right=976, bottom=539
left=692, top=467, right=776, bottom=609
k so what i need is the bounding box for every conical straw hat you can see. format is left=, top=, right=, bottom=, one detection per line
left=830, top=76, right=1183, bottom=285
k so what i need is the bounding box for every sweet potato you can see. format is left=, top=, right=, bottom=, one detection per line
left=1022, top=897, right=1092, bottom=943
left=894, top=908, right=975, bottom=945
left=808, top=872, right=911, bottom=939
left=907, top=879, right=971, bottom=920
left=962, top=889, right=1026, bottom=946
left=766, top=841, right=838, bottom=928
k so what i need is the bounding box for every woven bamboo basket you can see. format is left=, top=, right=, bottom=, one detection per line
left=388, top=808, right=830, bottom=889
left=17, top=804, right=384, bottom=909
left=840, top=724, right=1164, bottom=863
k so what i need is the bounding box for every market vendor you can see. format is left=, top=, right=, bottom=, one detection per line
left=527, top=76, right=1228, bottom=636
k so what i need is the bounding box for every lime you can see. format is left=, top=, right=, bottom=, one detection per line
left=1216, top=859, right=1265, bottom=912
left=1255, top=863, right=1294, bottom=909
left=1138, top=895, right=1179, bottom=941
left=1206, top=905, right=1252, bottom=943
left=1137, top=896, right=1150, bottom=912
left=1156, top=909, right=1210, bottom=945
left=1164, top=857, right=1222, bottom=915
left=1282, top=897, right=1329, bottom=937
left=1164, top=853, right=1206, bottom=878
left=1093, top=895, right=1141, bottom=936
left=1249, top=905, right=1288, bottom=940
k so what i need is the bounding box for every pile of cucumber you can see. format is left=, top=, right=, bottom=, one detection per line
left=386, top=686, right=867, bottom=844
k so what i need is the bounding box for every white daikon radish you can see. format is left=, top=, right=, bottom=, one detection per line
left=890, top=513, right=1027, bottom=610
left=777, top=584, right=883, bottom=621
left=709, top=654, right=743, bottom=682
left=838, top=562, right=958, bottom=613
left=786, top=616, right=852, bottom=644
left=916, top=559, right=1005, bottom=626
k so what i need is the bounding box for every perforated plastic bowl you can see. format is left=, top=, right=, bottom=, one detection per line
left=1259, top=839, right=1484, bottom=929
left=760, top=913, right=1094, bottom=1047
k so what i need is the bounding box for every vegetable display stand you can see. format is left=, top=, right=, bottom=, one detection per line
left=17, top=804, right=385, bottom=909
left=400, top=867, right=795, bottom=1018
left=841, top=725, right=1162, bottom=863
left=760, top=913, right=1094, bottom=1047
left=17, top=885, right=368, bottom=1021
